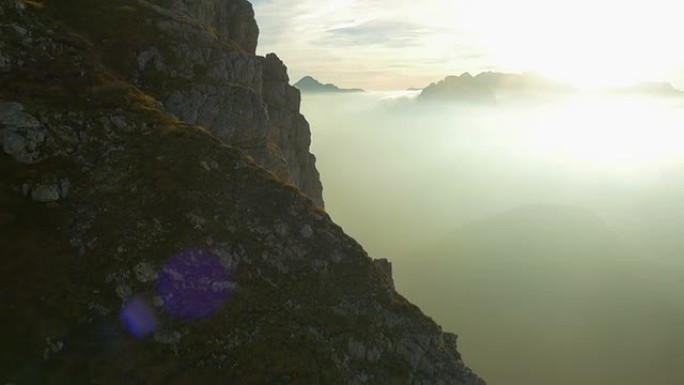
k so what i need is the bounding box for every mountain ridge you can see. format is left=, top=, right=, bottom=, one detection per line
left=418, top=71, right=684, bottom=103
left=294, top=75, right=365, bottom=93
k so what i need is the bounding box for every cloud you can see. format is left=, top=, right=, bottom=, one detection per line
left=252, top=0, right=490, bottom=89
left=252, top=0, right=684, bottom=90
left=324, top=19, right=429, bottom=48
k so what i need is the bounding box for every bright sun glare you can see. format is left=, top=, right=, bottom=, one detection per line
left=441, top=0, right=684, bottom=88
left=416, top=0, right=684, bottom=175
left=529, top=96, right=684, bottom=174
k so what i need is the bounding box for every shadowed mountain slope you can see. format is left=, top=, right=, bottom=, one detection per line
left=0, top=0, right=484, bottom=384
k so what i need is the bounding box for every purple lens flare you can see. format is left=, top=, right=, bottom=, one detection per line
left=120, top=297, right=157, bottom=338
left=157, top=249, right=232, bottom=320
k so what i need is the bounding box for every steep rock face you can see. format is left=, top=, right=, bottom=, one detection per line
left=0, top=0, right=483, bottom=384
left=146, top=0, right=322, bottom=207
left=261, top=53, right=323, bottom=208
left=172, top=0, right=260, bottom=54
left=45, top=0, right=322, bottom=207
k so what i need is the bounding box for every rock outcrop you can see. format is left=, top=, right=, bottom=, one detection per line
left=0, top=0, right=483, bottom=384
left=260, top=54, right=323, bottom=208
left=40, top=0, right=323, bottom=207
left=373, top=258, right=394, bottom=289
left=172, top=0, right=260, bottom=54
left=138, top=0, right=322, bottom=207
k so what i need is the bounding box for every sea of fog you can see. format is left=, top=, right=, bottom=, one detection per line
left=302, top=91, right=684, bottom=385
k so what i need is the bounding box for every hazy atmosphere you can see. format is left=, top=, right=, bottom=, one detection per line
left=3, top=0, right=684, bottom=384
left=303, top=90, right=684, bottom=385
left=249, top=1, right=684, bottom=383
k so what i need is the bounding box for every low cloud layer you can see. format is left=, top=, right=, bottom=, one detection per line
left=301, top=90, right=684, bottom=385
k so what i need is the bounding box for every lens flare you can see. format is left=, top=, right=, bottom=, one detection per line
left=157, top=249, right=231, bottom=320
left=120, top=297, right=157, bottom=338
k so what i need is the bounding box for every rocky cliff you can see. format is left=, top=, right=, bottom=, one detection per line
left=18, top=0, right=323, bottom=207
left=0, top=0, right=484, bottom=384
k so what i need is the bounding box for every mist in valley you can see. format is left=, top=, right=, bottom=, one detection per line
left=302, top=91, right=684, bottom=385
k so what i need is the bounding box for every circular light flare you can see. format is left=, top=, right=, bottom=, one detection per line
left=120, top=297, right=157, bottom=338
left=157, top=250, right=232, bottom=320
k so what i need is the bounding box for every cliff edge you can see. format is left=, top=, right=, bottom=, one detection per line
left=0, top=1, right=484, bottom=384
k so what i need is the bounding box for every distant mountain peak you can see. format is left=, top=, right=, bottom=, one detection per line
left=294, top=76, right=365, bottom=93
left=612, top=81, right=684, bottom=97
left=418, top=73, right=497, bottom=104
left=417, top=71, right=580, bottom=104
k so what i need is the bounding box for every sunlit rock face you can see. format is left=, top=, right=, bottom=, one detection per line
left=94, top=0, right=323, bottom=207
left=261, top=53, right=324, bottom=208
left=0, top=0, right=482, bottom=383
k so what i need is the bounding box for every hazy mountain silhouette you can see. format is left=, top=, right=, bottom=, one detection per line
left=418, top=73, right=498, bottom=104
left=472, top=71, right=574, bottom=93
left=294, top=76, right=365, bottom=93
left=611, top=81, right=684, bottom=97
left=417, top=72, right=575, bottom=104
left=419, top=72, right=683, bottom=103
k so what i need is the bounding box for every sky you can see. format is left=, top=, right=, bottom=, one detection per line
left=252, top=0, right=684, bottom=91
